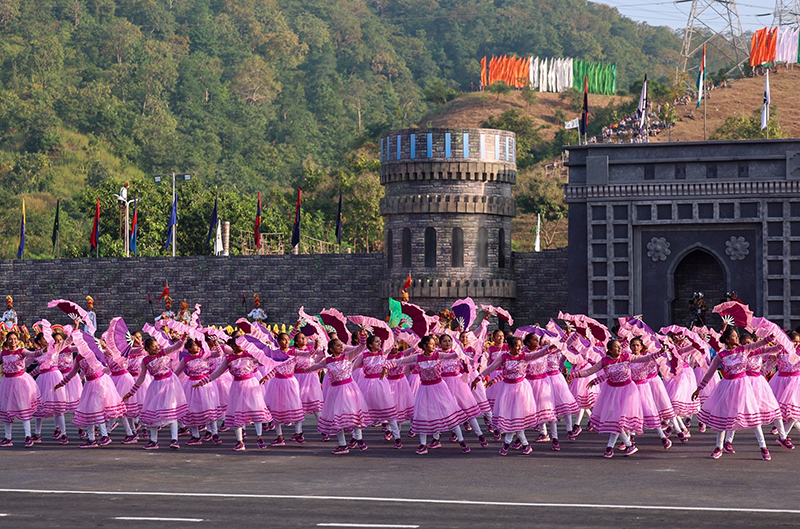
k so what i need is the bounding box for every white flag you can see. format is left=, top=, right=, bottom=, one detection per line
left=534, top=214, right=541, bottom=252
left=637, top=74, right=648, bottom=130
left=761, top=70, right=770, bottom=131
left=214, top=218, right=223, bottom=256
left=564, top=117, right=580, bottom=130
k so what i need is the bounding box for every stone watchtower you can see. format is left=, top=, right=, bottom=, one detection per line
left=379, top=127, right=517, bottom=314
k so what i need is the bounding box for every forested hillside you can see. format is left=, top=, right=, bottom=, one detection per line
left=0, top=0, right=682, bottom=259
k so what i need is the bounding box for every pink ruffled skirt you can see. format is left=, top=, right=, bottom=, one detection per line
left=698, top=376, right=780, bottom=431
left=215, top=371, right=232, bottom=413
left=590, top=381, right=644, bottom=435
left=357, top=376, right=399, bottom=422
left=408, top=372, right=420, bottom=397
left=770, top=373, right=800, bottom=421
left=34, top=370, right=67, bottom=418
left=642, top=376, right=675, bottom=422
left=442, top=375, right=481, bottom=420
left=181, top=378, right=222, bottom=426
left=469, top=377, right=492, bottom=414
left=0, top=373, right=41, bottom=422
left=526, top=377, right=556, bottom=424
left=546, top=373, right=580, bottom=416
left=664, top=368, right=700, bottom=416
left=318, top=380, right=370, bottom=434
left=60, top=372, right=82, bottom=412
left=111, top=372, right=141, bottom=418
left=569, top=374, right=599, bottom=409
left=635, top=381, right=669, bottom=429
left=225, top=377, right=271, bottom=427
left=694, top=366, right=719, bottom=404
left=412, top=380, right=467, bottom=435
left=72, top=375, right=124, bottom=426
left=387, top=376, right=415, bottom=422
left=491, top=379, right=549, bottom=433
left=295, top=372, right=323, bottom=414
left=140, top=375, right=188, bottom=428
left=264, top=376, right=305, bottom=425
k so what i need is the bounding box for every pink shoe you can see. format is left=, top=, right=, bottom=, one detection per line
left=499, top=443, right=510, bottom=456
left=24, top=436, right=34, bottom=448
left=218, top=422, right=230, bottom=432
left=212, top=434, right=222, bottom=445
left=143, top=441, right=159, bottom=450
left=567, top=425, right=582, bottom=441
left=31, top=434, right=42, bottom=444
left=698, top=422, right=706, bottom=433
left=460, top=441, right=470, bottom=454
left=533, top=434, right=550, bottom=443
left=407, top=430, right=416, bottom=438
left=98, top=436, right=112, bottom=446
left=79, top=439, right=98, bottom=448
left=449, top=433, right=458, bottom=443
left=256, top=437, right=267, bottom=449
left=78, top=428, right=87, bottom=439
left=723, top=441, right=735, bottom=454
left=269, top=436, right=285, bottom=447
left=478, top=435, right=488, bottom=448
left=177, top=426, right=191, bottom=437
left=551, top=439, right=560, bottom=451
left=232, top=441, right=245, bottom=451
left=711, top=447, right=723, bottom=459
left=770, top=426, right=779, bottom=435
left=186, top=436, right=202, bottom=446
left=677, top=431, right=689, bottom=443
left=428, top=439, right=442, bottom=449
left=394, top=439, right=402, bottom=449
left=624, top=445, right=638, bottom=456
left=777, top=437, right=795, bottom=450
left=169, top=439, right=180, bottom=450
left=357, top=440, right=368, bottom=451
left=347, top=438, right=358, bottom=449
left=332, top=445, right=350, bottom=455
left=492, top=431, right=501, bottom=442
left=60, top=435, right=69, bottom=445
left=761, top=447, right=771, bottom=461
left=52, top=428, right=61, bottom=440
left=0, top=438, right=13, bottom=447
left=511, top=438, right=523, bottom=450
left=321, top=433, right=330, bottom=442
left=121, top=434, right=139, bottom=444
left=661, top=437, right=672, bottom=450
left=293, top=433, right=306, bottom=445
left=521, top=444, right=532, bottom=455
left=603, top=446, right=613, bottom=458
left=201, top=432, right=213, bottom=442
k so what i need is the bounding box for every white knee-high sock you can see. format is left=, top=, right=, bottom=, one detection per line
left=576, top=410, right=585, bottom=425
left=22, top=420, right=31, bottom=438
left=420, top=433, right=428, bottom=445
left=294, top=421, right=303, bottom=434
left=754, top=426, right=766, bottom=448
left=565, top=414, right=573, bottom=431
left=336, top=431, right=346, bottom=445
left=150, top=427, right=158, bottom=443
left=656, top=427, right=666, bottom=439
left=467, top=418, right=482, bottom=437
left=673, top=417, right=686, bottom=431
left=56, top=415, right=66, bottom=434
left=716, top=430, right=724, bottom=449
left=540, top=423, right=548, bottom=436
left=207, top=422, right=218, bottom=435
left=98, top=423, right=108, bottom=437
left=504, top=432, right=514, bottom=444
left=4, top=422, right=12, bottom=440
left=774, top=419, right=788, bottom=440
left=517, top=430, right=529, bottom=445
left=313, top=410, right=321, bottom=422
left=725, top=430, right=735, bottom=443
left=254, top=423, right=263, bottom=437
left=619, top=431, right=631, bottom=446
left=353, top=428, right=363, bottom=441
left=452, top=426, right=464, bottom=442
left=549, top=420, right=559, bottom=440
left=234, top=427, right=243, bottom=442
left=35, top=418, right=43, bottom=435
left=607, top=433, right=619, bottom=447
left=388, top=419, right=401, bottom=439
left=190, top=426, right=200, bottom=438
left=123, top=418, right=134, bottom=437
left=275, top=424, right=283, bottom=437
left=88, top=425, right=97, bottom=441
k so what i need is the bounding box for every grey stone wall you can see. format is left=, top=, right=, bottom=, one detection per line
left=0, top=254, right=385, bottom=333
left=511, top=248, right=570, bottom=325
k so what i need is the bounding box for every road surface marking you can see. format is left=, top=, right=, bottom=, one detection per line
left=0, top=489, right=797, bottom=516
left=317, top=525, right=420, bottom=528
left=114, top=517, right=203, bottom=522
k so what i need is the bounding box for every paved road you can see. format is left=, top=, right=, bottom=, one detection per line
left=1, top=419, right=798, bottom=528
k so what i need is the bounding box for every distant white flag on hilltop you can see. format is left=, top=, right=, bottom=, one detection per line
left=564, top=117, right=580, bottom=130
left=637, top=74, right=648, bottom=130
left=534, top=214, right=541, bottom=252
left=214, top=218, right=223, bottom=256
left=761, top=70, right=770, bottom=131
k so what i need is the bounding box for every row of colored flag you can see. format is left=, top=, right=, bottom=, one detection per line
left=480, top=55, right=616, bottom=95
left=17, top=189, right=345, bottom=259
left=750, top=27, right=800, bottom=67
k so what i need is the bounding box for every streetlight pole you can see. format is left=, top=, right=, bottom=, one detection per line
left=154, top=172, right=191, bottom=257
left=113, top=184, right=137, bottom=257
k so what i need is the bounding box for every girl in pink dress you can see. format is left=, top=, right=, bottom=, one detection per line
left=662, top=335, right=702, bottom=442
left=126, top=331, right=151, bottom=436
left=533, top=334, right=581, bottom=448
left=303, top=338, right=370, bottom=454
left=55, top=330, right=125, bottom=448
left=484, top=330, right=509, bottom=410
left=195, top=332, right=278, bottom=451
left=770, top=332, right=800, bottom=440
left=206, top=337, right=232, bottom=431
left=567, top=339, right=666, bottom=458
left=259, top=333, right=305, bottom=447
left=173, top=338, right=222, bottom=446
left=104, top=347, right=139, bottom=443
left=123, top=336, right=188, bottom=450
left=289, top=331, right=325, bottom=438
left=439, top=334, right=488, bottom=448
left=473, top=336, right=556, bottom=455
left=563, top=332, right=601, bottom=438
left=628, top=337, right=674, bottom=450
left=693, top=328, right=784, bottom=460
left=459, top=331, right=492, bottom=430
left=385, top=342, right=415, bottom=438
left=30, top=331, right=69, bottom=445
left=398, top=335, right=470, bottom=455
left=356, top=335, right=404, bottom=448
left=0, top=331, right=41, bottom=448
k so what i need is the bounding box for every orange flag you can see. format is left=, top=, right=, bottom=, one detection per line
left=481, top=56, right=487, bottom=87
left=750, top=32, right=759, bottom=67
left=766, top=27, right=778, bottom=64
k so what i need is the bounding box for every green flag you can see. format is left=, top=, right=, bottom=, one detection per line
left=51, top=199, right=60, bottom=250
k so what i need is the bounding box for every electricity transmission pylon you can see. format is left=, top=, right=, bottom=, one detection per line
left=773, top=0, right=800, bottom=27
left=679, top=0, right=749, bottom=76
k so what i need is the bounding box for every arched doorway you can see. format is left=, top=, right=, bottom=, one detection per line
left=670, top=249, right=727, bottom=327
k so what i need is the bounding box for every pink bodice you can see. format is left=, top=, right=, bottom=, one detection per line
left=501, top=354, right=527, bottom=380
left=57, top=351, right=74, bottom=372
left=718, top=348, right=749, bottom=377
left=289, top=346, right=314, bottom=372
left=545, top=351, right=561, bottom=373
left=362, top=353, right=387, bottom=377
left=106, top=355, right=128, bottom=373
left=487, top=345, right=508, bottom=364
left=143, top=354, right=173, bottom=377
left=1, top=350, right=25, bottom=375
left=745, top=351, right=764, bottom=375
left=630, top=358, right=657, bottom=382
left=386, top=353, right=405, bottom=377
left=36, top=348, right=58, bottom=371
left=273, top=355, right=297, bottom=377
left=602, top=354, right=632, bottom=385
left=417, top=353, right=443, bottom=383
left=777, top=353, right=800, bottom=374
left=184, top=355, right=212, bottom=378
left=227, top=354, right=258, bottom=378
left=525, top=349, right=548, bottom=377
left=78, top=357, right=104, bottom=378
left=127, top=348, right=146, bottom=375
left=325, top=356, right=353, bottom=383
left=440, top=353, right=462, bottom=375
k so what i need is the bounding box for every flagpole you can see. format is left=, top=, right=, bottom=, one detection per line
left=703, top=87, right=707, bottom=141
left=172, top=173, right=176, bottom=258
